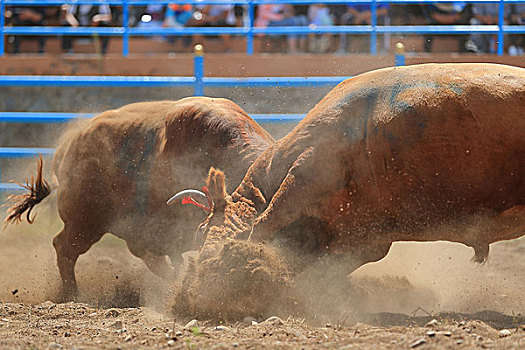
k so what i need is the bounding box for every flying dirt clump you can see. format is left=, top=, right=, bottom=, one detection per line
left=172, top=240, right=296, bottom=321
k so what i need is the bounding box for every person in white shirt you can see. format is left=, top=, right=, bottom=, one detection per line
left=62, top=3, right=112, bottom=54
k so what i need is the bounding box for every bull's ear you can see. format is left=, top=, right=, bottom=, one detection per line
left=206, top=167, right=228, bottom=211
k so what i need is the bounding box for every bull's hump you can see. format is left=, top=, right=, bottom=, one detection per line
left=328, top=63, right=525, bottom=122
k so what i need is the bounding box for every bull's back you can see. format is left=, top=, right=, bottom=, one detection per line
left=56, top=101, right=171, bottom=178
left=53, top=101, right=174, bottom=222
left=303, top=64, right=525, bottom=223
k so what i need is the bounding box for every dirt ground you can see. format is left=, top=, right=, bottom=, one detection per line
left=0, top=203, right=524, bottom=349
left=0, top=302, right=524, bottom=349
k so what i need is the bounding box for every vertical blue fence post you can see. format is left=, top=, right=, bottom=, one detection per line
left=498, top=0, right=504, bottom=56
left=0, top=0, right=5, bottom=56
left=247, top=0, right=254, bottom=55
left=370, top=0, right=377, bottom=55
left=395, top=42, right=405, bottom=66
left=194, top=44, right=204, bottom=96
left=122, top=0, right=129, bottom=56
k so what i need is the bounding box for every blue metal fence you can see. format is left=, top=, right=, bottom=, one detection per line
left=0, top=44, right=372, bottom=191
left=0, top=111, right=307, bottom=123
left=2, top=0, right=525, bottom=56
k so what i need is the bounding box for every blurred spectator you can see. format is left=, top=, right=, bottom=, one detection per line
left=62, top=3, right=112, bottom=55
left=164, top=4, right=194, bottom=49
left=125, top=6, right=145, bottom=28
left=138, top=4, right=164, bottom=28
left=337, top=3, right=389, bottom=53
left=467, top=3, right=509, bottom=53
left=308, top=4, right=334, bottom=53
left=509, top=4, right=525, bottom=55
left=44, top=7, right=62, bottom=26
left=187, top=4, right=236, bottom=52
left=423, top=2, right=471, bottom=53
left=255, top=3, right=308, bottom=53
left=6, top=6, right=46, bottom=54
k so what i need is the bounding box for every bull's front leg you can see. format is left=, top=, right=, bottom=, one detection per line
left=142, top=251, right=177, bottom=280
left=249, top=147, right=341, bottom=242
left=126, top=242, right=177, bottom=280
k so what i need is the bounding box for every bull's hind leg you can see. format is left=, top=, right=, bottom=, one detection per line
left=467, top=205, right=525, bottom=263
left=52, top=223, right=105, bottom=301
left=486, top=204, right=525, bottom=257
left=494, top=205, right=525, bottom=239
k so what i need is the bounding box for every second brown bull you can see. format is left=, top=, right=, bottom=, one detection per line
left=174, top=63, right=525, bottom=280
left=5, top=97, right=274, bottom=299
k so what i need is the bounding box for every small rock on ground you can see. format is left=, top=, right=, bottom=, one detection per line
left=410, top=338, right=427, bottom=348
left=264, top=316, right=284, bottom=326
left=105, top=308, right=120, bottom=318
left=425, top=319, right=439, bottom=328
left=499, top=329, right=512, bottom=337
left=109, top=320, right=124, bottom=330
left=184, top=319, right=199, bottom=329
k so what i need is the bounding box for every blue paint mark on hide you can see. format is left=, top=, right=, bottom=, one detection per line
left=446, top=83, right=464, bottom=95
left=336, top=80, right=463, bottom=144
left=388, top=81, right=464, bottom=114
left=118, top=129, right=157, bottom=214
left=337, top=88, right=379, bottom=143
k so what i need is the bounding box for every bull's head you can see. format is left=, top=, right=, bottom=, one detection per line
left=168, top=168, right=292, bottom=320
left=167, top=167, right=257, bottom=250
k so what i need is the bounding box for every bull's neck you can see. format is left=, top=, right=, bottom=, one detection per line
left=221, top=175, right=269, bottom=238
left=231, top=178, right=267, bottom=219
left=228, top=137, right=306, bottom=233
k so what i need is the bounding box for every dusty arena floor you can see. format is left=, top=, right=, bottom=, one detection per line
left=0, top=302, right=524, bottom=349
left=0, top=207, right=524, bottom=349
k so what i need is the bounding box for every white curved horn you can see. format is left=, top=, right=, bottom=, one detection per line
left=167, top=189, right=207, bottom=206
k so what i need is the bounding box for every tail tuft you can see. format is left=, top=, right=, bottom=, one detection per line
left=4, top=155, right=51, bottom=226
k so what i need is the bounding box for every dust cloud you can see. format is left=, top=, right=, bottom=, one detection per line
left=289, top=237, right=524, bottom=325
left=0, top=205, right=172, bottom=310
left=1, top=198, right=524, bottom=323
left=355, top=239, right=525, bottom=315
left=167, top=229, right=524, bottom=324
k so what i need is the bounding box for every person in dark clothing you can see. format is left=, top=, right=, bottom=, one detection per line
left=337, top=3, right=389, bottom=53
left=7, top=6, right=46, bottom=54
left=508, top=4, right=525, bottom=55
left=423, top=3, right=472, bottom=53
left=62, top=4, right=112, bottom=54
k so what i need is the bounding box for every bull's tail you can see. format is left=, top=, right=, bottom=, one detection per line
left=4, top=155, right=52, bottom=226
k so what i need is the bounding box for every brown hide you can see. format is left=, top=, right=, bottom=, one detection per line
left=202, top=63, right=525, bottom=270
left=8, top=97, right=274, bottom=298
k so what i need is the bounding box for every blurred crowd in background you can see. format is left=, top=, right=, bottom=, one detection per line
left=4, top=2, right=525, bottom=55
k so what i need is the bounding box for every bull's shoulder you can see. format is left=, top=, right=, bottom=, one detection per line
left=166, top=97, right=258, bottom=127
left=57, top=102, right=179, bottom=162
left=93, top=101, right=177, bottom=125
left=162, top=97, right=274, bottom=154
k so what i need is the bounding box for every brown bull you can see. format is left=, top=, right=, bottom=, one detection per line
left=5, top=97, right=274, bottom=299
left=175, top=63, right=525, bottom=276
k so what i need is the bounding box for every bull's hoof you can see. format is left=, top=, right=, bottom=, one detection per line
left=471, top=244, right=489, bottom=264
left=55, top=285, right=79, bottom=303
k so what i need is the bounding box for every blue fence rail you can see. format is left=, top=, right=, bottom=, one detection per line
left=2, top=0, right=525, bottom=56
left=1, top=42, right=390, bottom=191
left=0, top=111, right=307, bottom=123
